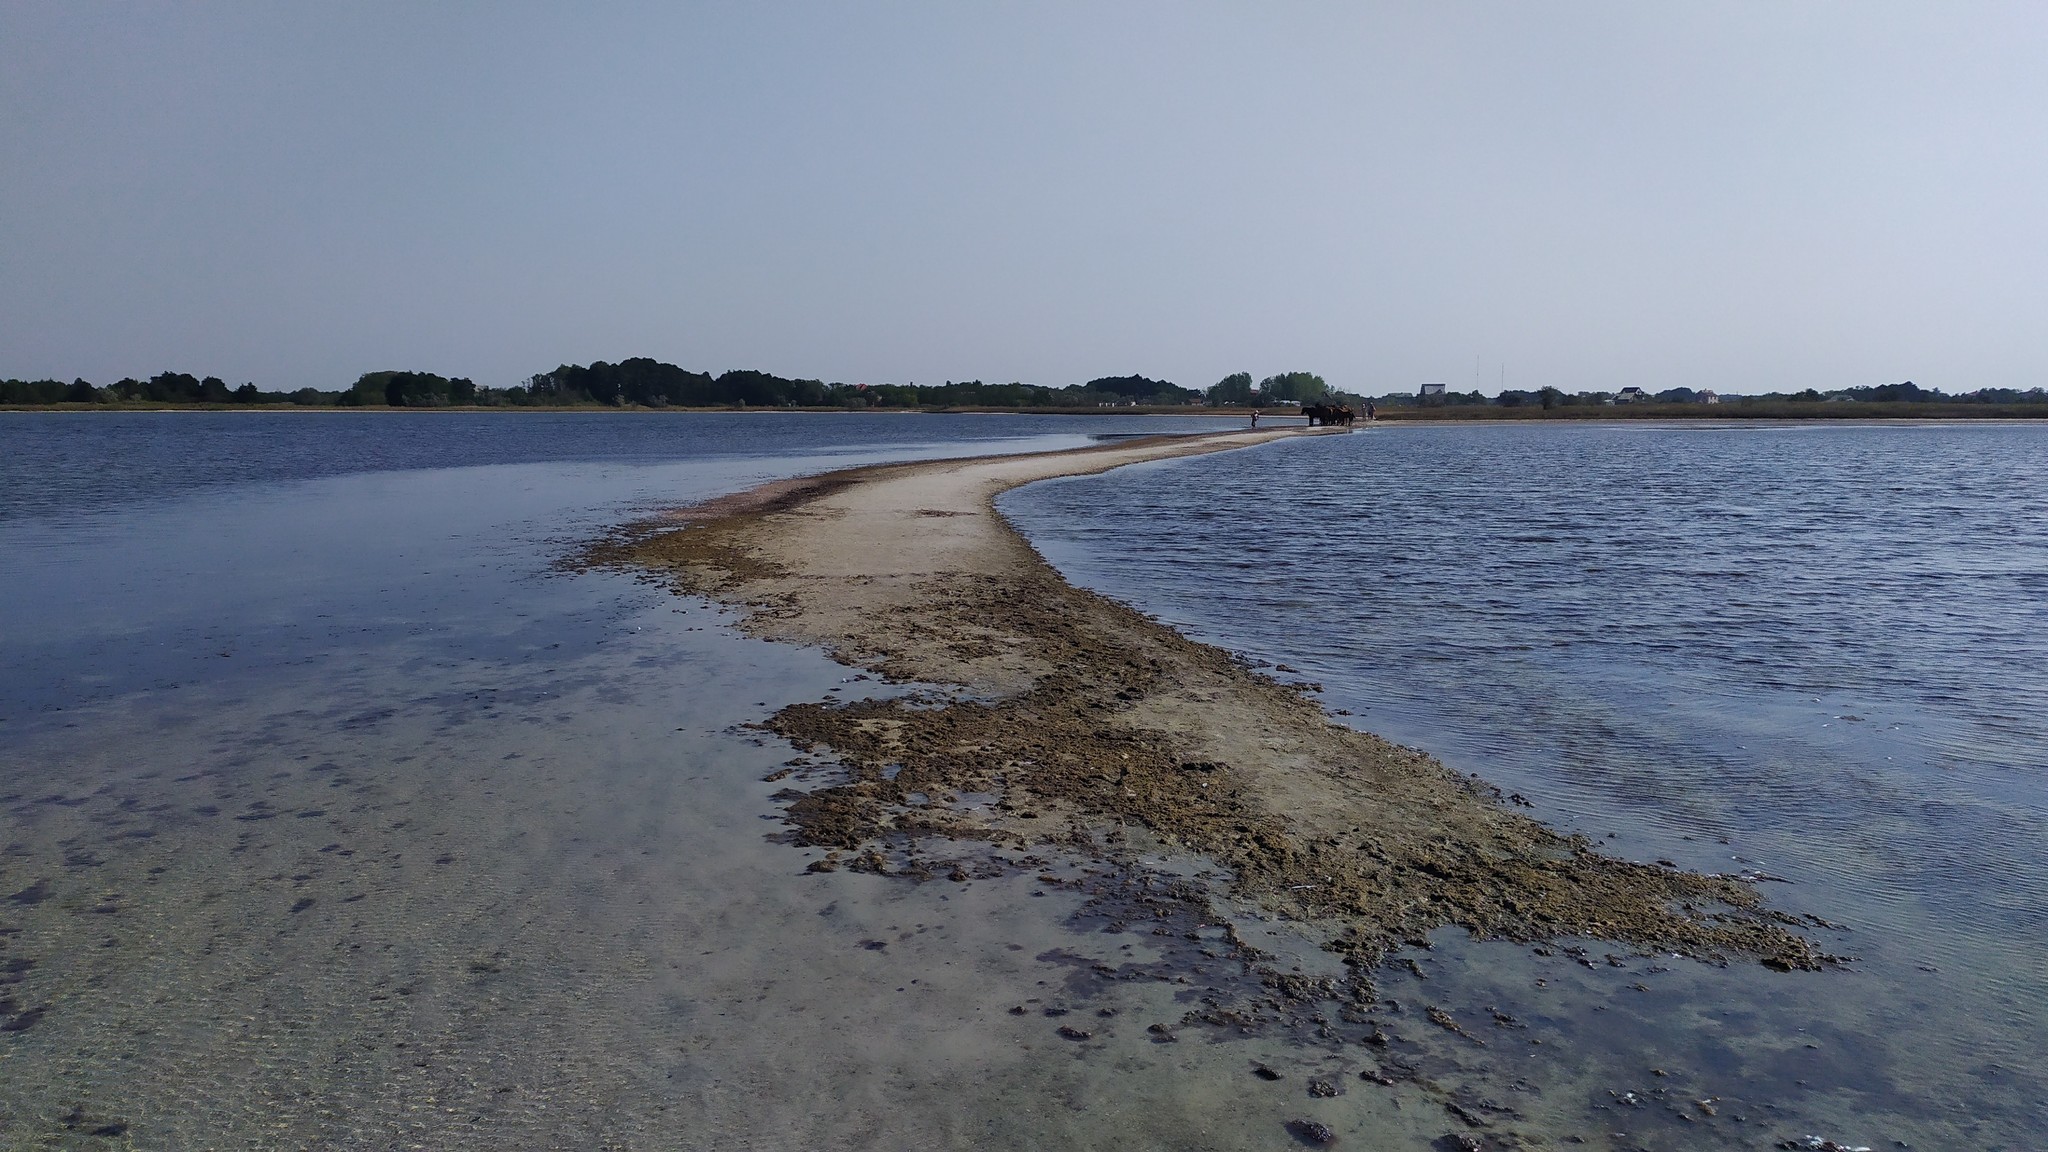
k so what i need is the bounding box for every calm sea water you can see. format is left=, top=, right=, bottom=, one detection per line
left=0, top=409, right=1230, bottom=523
left=1004, top=421, right=2048, bottom=1147
left=0, top=411, right=1230, bottom=722
left=4, top=411, right=1315, bottom=1152
left=2, top=412, right=2042, bottom=1148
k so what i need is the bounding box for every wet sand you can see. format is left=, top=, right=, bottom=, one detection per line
left=591, top=428, right=1826, bottom=989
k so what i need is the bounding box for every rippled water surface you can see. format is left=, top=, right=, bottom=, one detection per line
left=5, top=413, right=2044, bottom=1149
left=0, top=409, right=1230, bottom=523
left=1004, top=421, right=2048, bottom=1147
left=13, top=412, right=1392, bottom=1151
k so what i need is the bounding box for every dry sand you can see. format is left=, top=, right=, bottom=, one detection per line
left=587, top=427, right=1824, bottom=988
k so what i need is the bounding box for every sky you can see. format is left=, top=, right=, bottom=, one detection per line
left=4, top=3, right=2045, bottom=396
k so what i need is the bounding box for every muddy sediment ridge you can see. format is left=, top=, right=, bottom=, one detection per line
left=581, top=430, right=1830, bottom=1096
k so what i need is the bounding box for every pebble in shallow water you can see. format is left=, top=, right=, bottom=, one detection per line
left=1285, top=1118, right=1336, bottom=1145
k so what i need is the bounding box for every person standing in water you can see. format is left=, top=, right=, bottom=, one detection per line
left=1250, top=409, right=1260, bottom=429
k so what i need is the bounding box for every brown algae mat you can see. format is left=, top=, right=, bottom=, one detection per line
left=583, top=428, right=1825, bottom=990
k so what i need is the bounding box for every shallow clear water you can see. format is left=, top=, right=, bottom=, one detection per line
left=1003, top=421, right=2048, bottom=1147
left=15, top=412, right=1422, bottom=1150
left=5, top=413, right=2044, bottom=1149
left=0, top=409, right=1228, bottom=524
left=0, top=411, right=1226, bottom=722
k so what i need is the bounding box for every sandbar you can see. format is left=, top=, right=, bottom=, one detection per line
left=587, top=427, right=1822, bottom=983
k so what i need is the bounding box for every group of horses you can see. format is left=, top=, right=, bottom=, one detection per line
left=1301, top=402, right=1361, bottom=426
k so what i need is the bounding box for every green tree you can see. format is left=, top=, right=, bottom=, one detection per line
left=1206, top=372, right=1254, bottom=406
left=1, top=379, right=68, bottom=404
left=1258, top=371, right=1328, bottom=403
left=145, top=372, right=203, bottom=402
left=351, top=370, right=476, bottom=406
left=1079, top=375, right=1193, bottom=404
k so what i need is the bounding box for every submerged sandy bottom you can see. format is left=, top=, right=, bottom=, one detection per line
left=0, top=580, right=1527, bottom=1150
left=0, top=449, right=1488, bottom=1150
left=1, top=437, right=2000, bottom=1150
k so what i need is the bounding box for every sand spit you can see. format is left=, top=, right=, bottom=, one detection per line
left=585, top=428, right=1824, bottom=984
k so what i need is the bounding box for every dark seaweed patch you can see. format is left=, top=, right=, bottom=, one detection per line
left=6, top=881, right=50, bottom=906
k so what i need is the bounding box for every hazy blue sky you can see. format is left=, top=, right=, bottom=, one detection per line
left=4, top=3, right=2044, bottom=395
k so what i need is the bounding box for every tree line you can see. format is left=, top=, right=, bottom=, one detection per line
left=2, top=363, right=1204, bottom=409
left=7, top=365, right=2041, bottom=411
left=1203, top=371, right=1349, bottom=406
left=520, top=362, right=1195, bottom=408
left=0, top=371, right=477, bottom=408
left=1379, top=380, right=2046, bottom=410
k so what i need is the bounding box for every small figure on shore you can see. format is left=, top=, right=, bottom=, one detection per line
left=1250, top=410, right=1260, bottom=429
left=1366, top=401, right=1376, bottom=421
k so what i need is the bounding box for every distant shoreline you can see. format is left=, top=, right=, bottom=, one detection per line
left=5, top=401, right=2046, bottom=420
